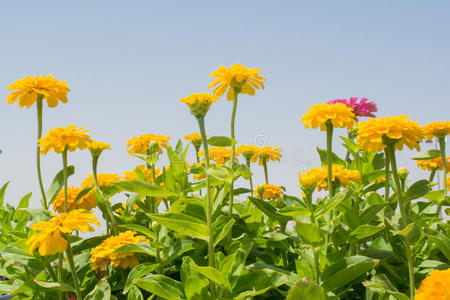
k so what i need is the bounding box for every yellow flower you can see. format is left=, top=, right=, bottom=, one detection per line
left=90, top=231, right=149, bottom=270
left=208, top=64, right=265, bottom=101
left=417, top=157, right=450, bottom=172
left=254, top=184, right=283, bottom=200
left=26, top=209, right=99, bottom=256
left=184, top=133, right=204, bottom=148
left=38, top=125, right=91, bottom=154
left=447, top=177, right=450, bottom=191
left=126, top=134, right=170, bottom=155
left=88, top=141, right=111, bottom=157
left=423, top=121, right=450, bottom=139
left=298, top=168, right=322, bottom=192
left=53, top=186, right=97, bottom=213
left=7, top=75, right=70, bottom=108
left=415, top=268, right=450, bottom=300
left=251, top=146, right=282, bottom=165
left=301, top=103, right=356, bottom=131
left=123, top=165, right=161, bottom=183
left=316, top=165, right=361, bottom=191
left=236, top=145, right=259, bottom=161
left=81, top=173, right=122, bottom=189
left=356, top=115, right=424, bottom=153
left=179, top=92, right=219, bottom=119
left=198, top=147, right=237, bottom=165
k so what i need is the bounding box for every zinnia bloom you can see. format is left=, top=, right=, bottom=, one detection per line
left=298, top=168, right=322, bottom=192
left=7, top=75, right=70, bottom=108
left=90, top=231, right=149, bottom=270
left=415, top=268, right=450, bottom=300
left=423, top=121, right=450, bottom=139
left=53, top=186, right=97, bottom=213
left=126, top=134, right=170, bottom=155
left=38, top=125, right=91, bottom=154
left=356, top=115, right=424, bottom=153
left=179, top=93, right=219, bottom=119
left=301, top=102, right=356, bottom=131
left=236, top=145, right=259, bottom=161
left=88, top=141, right=111, bottom=157
left=198, top=147, right=237, bottom=165
left=208, top=64, right=265, bottom=101
left=327, top=97, right=377, bottom=118
left=254, top=184, right=283, bottom=200
left=123, top=165, right=161, bottom=183
left=81, top=173, right=122, bottom=189
left=315, top=165, right=361, bottom=191
left=417, top=157, right=450, bottom=172
left=251, top=146, right=282, bottom=165
left=26, top=210, right=99, bottom=256
left=184, top=133, right=204, bottom=148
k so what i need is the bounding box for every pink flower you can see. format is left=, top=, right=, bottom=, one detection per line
left=328, top=97, right=377, bottom=118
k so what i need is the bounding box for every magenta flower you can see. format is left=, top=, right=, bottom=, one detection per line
left=328, top=97, right=377, bottom=118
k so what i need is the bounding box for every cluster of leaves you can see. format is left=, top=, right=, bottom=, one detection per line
left=0, top=137, right=448, bottom=299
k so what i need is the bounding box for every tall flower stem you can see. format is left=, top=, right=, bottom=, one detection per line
left=62, top=149, right=69, bottom=213
left=229, top=92, right=238, bottom=218
left=306, top=192, right=320, bottom=283
left=263, top=159, right=269, bottom=184
left=384, top=149, right=390, bottom=203
left=386, top=143, right=415, bottom=298
left=197, top=117, right=216, bottom=298
left=65, top=239, right=83, bottom=299
left=36, top=95, right=48, bottom=209
left=246, top=160, right=254, bottom=192
left=326, top=122, right=334, bottom=198
left=437, top=137, right=447, bottom=215
left=429, top=169, right=436, bottom=183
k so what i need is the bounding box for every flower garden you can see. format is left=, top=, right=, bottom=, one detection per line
left=0, top=65, right=449, bottom=300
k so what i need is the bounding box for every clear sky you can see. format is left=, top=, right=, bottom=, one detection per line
left=1, top=1, right=449, bottom=207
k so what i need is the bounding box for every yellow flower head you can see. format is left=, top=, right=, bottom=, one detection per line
left=126, top=134, right=170, bottom=155
left=415, top=268, right=450, bottom=300
left=53, top=186, right=97, bottom=213
left=301, top=102, right=356, bottom=131
left=7, top=75, right=70, bottom=108
left=254, top=184, right=283, bottom=200
left=417, top=156, right=450, bottom=172
left=26, top=209, right=99, bottom=256
left=251, top=146, right=282, bottom=165
left=90, top=230, right=149, bottom=270
left=208, top=64, right=265, bottom=101
left=38, top=125, right=91, bottom=155
left=356, top=115, right=424, bottom=153
left=179, top=92, right=219, bottom=119
left=198, top=146, right=238, bottom=165
left=316, top=165, right=361, bottom=191
left=236, top=145, right=259, bottom=161
left=81, top=174, right=122, bottom=189
left=298, top=168, right=323, bottom=192
left=184, top=133, right=204, bottom=148
left=423, top=121, right=450, bottom=139
left=123, top=165, right=161, bottom=183
left=88, top=141, right=111, bottom=157
left=447, top=177, right=450, bottom=191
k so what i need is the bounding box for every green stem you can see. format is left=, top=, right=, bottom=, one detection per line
left=386, top=143, right=415, bottom=298
left=229, top=92, right=238, bottom=218
left=65, top=242, right=83, bottom=299
left=326, top=122, right=334, bottom=198
left=384, top=149, right=390, bottom=203
left=58, top=254, right=63, bottom=299
left=263, top=159, right=269, bottom=184
left=36, top=95, right=48, bottom=209
left=429, top=169, right=436, bottom=183
left=62, top=149, right=68, bottom=213
left=246, top=159, right=253, bottom=192
left=306, top=192, right=320, bottom=283
left=437, top=137, right=447, bottom=215
left=197, top=117, right=216, bottom=298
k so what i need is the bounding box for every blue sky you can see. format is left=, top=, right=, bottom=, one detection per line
left=0, top=1, right=449, bottom=207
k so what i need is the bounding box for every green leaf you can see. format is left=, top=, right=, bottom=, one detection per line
left=315, top=189, right=352, bottom=218
left=427, top=231, right=450, bottom=261
left=393, top=223, right=415, bottom=237
left=166, top=146, right=186, bottom=177
left=113, top=243, right=156, bottom=257
left=207, top=136, right=237, bottom=147
left=411, top=149, right=441, bottom=160
left=0, top=181, right=9, bottom=207
left=295, top=222, right=322, bottom=246
left=124, top=263, right=159, bottom=293
left=34, top=280, right=75, bottom=292
left=278, top=206, right=311, bottom=217
left=213, top=216, right=235, bottom=247
left=148, top=213, right=209, bottom=240
left=0, top=247, right=44, bottom=270
left=405, top=180, right=430, bottom=201
left=350, top=225, right=384, bottom=240
left=118, top=224, right=156, bottom=240
left=115, top=180, right=177, bottom=198
left=287, top=279, right=328, bottom=300
left=127, top=285, right=144, bottom=300
left=46, top=165, right=75, bottom=205
left=317, top=147, right=346, bottom=167
left=184, top=275, right=209, bottom=300
left=84, top=278, right=111, bottom=300
left=340, top=136, right=361, bottom=155
left=72, top=235, right=109, bottom=253
left=248, top=197, right=289, bottom=223
left=233, top=269, right=288, bottom=300
left=189, top=261, right=232, bottom=291
left=207, top=165, right=233, bottom=182
left=13, top=192, right=32, bottom=221
left=134, top=275, right=186, bottom=300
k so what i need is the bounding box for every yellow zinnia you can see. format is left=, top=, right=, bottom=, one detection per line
left=179, top=92, right=219, bottom=119
left=301, top=102, right=356, bottom=131
left=298, top=168, right=322, bottom=192
left=38, top=125, right=91, bottom=154
left=423, top=121, right=450, bottom=139
left=208, top=64, right=265, bottom=100
left=53, top=186, right=97, bottom=213
left=251, top=146, right=282, bottom=165
left=356, top=115, right=424, bottom=153
left=26, top=209, right=99, bottom=256
left=7, top=75, right=70, bottom=108
left=417, top=156, right=450, bottom=172
left=198, top=146, right=237, bottom=165
left=88, top=141, right=111, bottom=157
left=415, top=268, right=450, bottom=300
left=315, top=165, right=361, bottom=191
left=126, top=134, right=170, bottom=155
left=236, top=145, right=259, bottom=161
left=254, top=184, right=283, bottom=200
left=123, top=165, right=161, bottom=183
left=81, top=173, right=122, bottom=189
left=184, top=133, right=204, bottom=148
left=90, top=231, right=149, bottom=270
